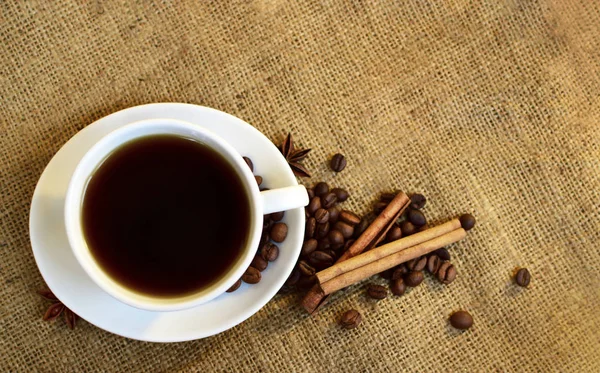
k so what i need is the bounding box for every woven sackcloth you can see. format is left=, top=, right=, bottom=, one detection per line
left=1, top=1, right=599, bottom=371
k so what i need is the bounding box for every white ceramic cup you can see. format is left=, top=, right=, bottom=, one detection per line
left=64, top=118, right=308, bottom=312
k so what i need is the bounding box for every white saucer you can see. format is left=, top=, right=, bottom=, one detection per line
left=29, top=103, right=304, bottom=342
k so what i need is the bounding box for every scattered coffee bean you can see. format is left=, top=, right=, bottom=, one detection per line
left=409, top=193, right=426, bottom=210
left=305, top=217, right=316, bottom=239
left=307, top=196, right=322, bottom=215
left=367, top=284, right=388, bottom=300
left=392, top=264, right=409, bottom=280
left=243, top=156, right=254, bottom=171
left=309, top=250, right=334, bottom=267
left=330, top=153, right=347, bottom=172
left=307, top=188, right=315, bottom=200
left=316, top=221, right=330, bottom=239
left=242, top=266, right=261, bottom=284
left=255, top=175, right=263, bottom=186
left=515, top=268, right=531, bottom=287
left=321, top=192, right=338, bottom=209
left=301, top=238, right=318, bottom=256
left=314, top=182, right=329, bottom=196
left=380, top=192, right=396, bottom=202
left=433, top=247, right=451, bottom=261
left=298, top=260, right=316, bottom=276
left=328, top=206, right=340, bottom=223
left=317, top=237, right=331, bottom=251
left=314, top=208, right=330, bottom=224
left=390, top=278, right=407, bottom=296
left=261, top=242, right=279, bottom=262
left=459, top=214, right=476, bottom=230
left=296, top=275, right=316, bottom=290
left=449, top=310, right=473, bottom=330
left=353, top=218, right=370, bottom=238
left=343, top=239, right=355, bottom=251
left=331, top=188, right=349, bottom=202
left=270, top=211, right=284, bottom=222
left=437, top=262, right=457, bottom=284
left=251, top=255, right=268, bottom=271
left=386, top=224, right=402, bottom=242
left=226, top=278, right=242, bottom=293
left=407, top=209, right=426, bottom=226
left=400, top=221, right=417, bottom=236
left=340, top=309, right=362, bottom=329
left=285, top=269, right=300, bottom=286
left=339, top=210, right=361, bottom=226
left=270, top=222, right=288, bottom=242
left=259, top=232, right=270, bottom=246
left=426, top=255, right=442, bottom=274
left=379, top=268, right=393, bottom=280
left=333, top=221, right=354, bottom=239
left=405, top=271, right=424, bottom=287
left=406, top=256, right=427, bottom=271
left=324, top=249, right=337, bottom=259
left=328, top=230, right=345, bottom=249
left=373, top=201, right=388, bottom=214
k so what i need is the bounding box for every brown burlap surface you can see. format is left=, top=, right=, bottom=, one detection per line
left=1, top=1, right=599, bottom=371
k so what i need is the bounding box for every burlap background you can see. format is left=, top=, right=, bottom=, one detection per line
left=1, top=1, right=599, bottom=371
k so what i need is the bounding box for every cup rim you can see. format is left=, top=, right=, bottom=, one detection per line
left=64, top=118, right=262, bottom=312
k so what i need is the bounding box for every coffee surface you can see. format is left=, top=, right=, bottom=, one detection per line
left=82, top=135, right=251, bottom=297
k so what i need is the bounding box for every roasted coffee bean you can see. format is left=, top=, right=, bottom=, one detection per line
left=226, top=278, right=242, bottom=293
left=353, top=218, right=370, bottom=238
left=285, top=269, right=301, bottom=286
left=437, top=262, right=457, bottom=284
left=380, top=192, right=396, bottom=202
left=242, top=156, right=254, bottom=171
left=406, top=256, right=427, bottom=271
left=270, top=211, right=285, bottom=222
left=340, top=309, right=362, bottom=329
left=305, top=217, right=316, bottom=239
left=296, top=275, right=316, bottom=290
left=515, top=268, right=531, bottom=287
left=373, top=201, right=388, bottom=214
left=317, top=237, right=331, bottom=251
left=400, top=221, right=417, bottom=236
left=330, top=153, right=347, bottom=172
left=298, top=260, right=316, bottom=276
left=309, top=251, right=334, bottom=267
left=386, top=224, right=402, bottom=242
left=305, top=209, right=310, bottom=219
left=242, top=267, right=261, bottom=284
left=390, top=278, right=407, bottom=296
left=314, top=208, right=330, bottom=224
left=321, top=192, right=338, bottom=209
left=380, top=269, right=393, bottom=280
left=433, top=248, right=451, bottom=261
left=307, top=188, right=315, bottom=200
left=259, top=232, right=270, bottom=246
left=405, top=271, right=424, bottom=287
left=427, top=255, right=442, bottom=274
left=459, top=214, right=476, bottom=231
left=449, top=310, right=473, bottom=330
left=391, top=264, right=409, bottom=280
left=314, top=182, right=329, bottom=196
left=328, top=206, right=341, bottom=223
left=343, top=239, right=355, bottom=252
left=255, top=175, right=263, bottom=186
left=328, top=230, right=345, bottom=249
left=261, top=242, right=279, bottom=262
left=301, top=238, right=318, bottom=256
left=407, top=209, right=426, bottom=226
left=331, top=188, right=349, bottom=202
left=339, top=210, right=361, bottom=226
left=334, top=221, right=354, bottom=239
left=307, top=196, right=322, bottom=215
left=270, top=222, right=288, bottom=242
left=324, top=249, right=337, bottom=259
left=409, top=193, right=426, bottom=210
left=251, top=255, right=268, bottom=271
left=316, top=221, right=330, bottom=239
left=367, top=284, right=388, bottom=300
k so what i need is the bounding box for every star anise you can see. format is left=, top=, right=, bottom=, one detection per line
left=38, top=288, right=78, bottom=329
left=279, top=133, right=312, bottom=178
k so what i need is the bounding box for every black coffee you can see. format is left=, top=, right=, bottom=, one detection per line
left=82, top=135, right=251, bottom=297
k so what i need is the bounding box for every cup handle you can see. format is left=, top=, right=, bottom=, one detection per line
left=260, top=185, right=309, bottom=215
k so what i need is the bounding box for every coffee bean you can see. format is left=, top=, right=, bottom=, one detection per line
left=400, top=221, right=416, bottom=236
left=339, top=210, right=361, bottom=226
left=437, top=262, right=457, bottom=284
left=251, top=255, right=268, bottom=271
left=285, top=269, right=300, bottom=286
left=409, top=193, right=426, bottom=210
left=406, top=256, right=427, bottom=271
left=259, top=232, right=270, bottom=246
left=340, top=309, right=362, bottom=329
left=301, top=238, right=318, bottom=256
left=417, top=224, right=428, bottom=233
left=314, top=208, right=330, bottom=224
left=373, top=201, right=388, bottom=214
left=324, top=249, right=337, bottom=260
left=296, top=275, right=316, bottom=290
left=367, top=284, right=388, bottom=299
left=407, top=209, right=426, bottom=226
left=449, top=310, right=473, bottom=330
left=305, top=217, right=316, bottom=239
left=270, top=222, right=288, bottom=242
left=330, top=153, right=347, bottom=172
left=392, top=264, right=409, bottom=280
left=343, top=239, right=355, bottom=252
left=305, top=209, right=310, bottom=219
left=255, top=175, right=263, bottom=186
left=433, top=248, right=451, bottom=261
left=459, top=214, right=476, bottom=230
left=328, top=206, right=340, bottom=223
left=390, top=278, right=407, bottom=296
left=333, top=221, right=354, bottom=239
left=309, top=250, right=334, bottom=267
left=307, top=188, right=315, bottom=200
left=317, top=237, right=331, bottom=251
left=316, top=221, right=330, bottom=239
left=331, top=188, right=349, bottom=202
left=242, top=266, right=261, bottom=284
left=314, top=182, right=329, bottom=196
left=242, top=156, right=254, bottom=171
left=405, top=271, right=425, bottom=287
left=270, top=211, right=284, bottom=222
left=379, top=269, right=393, bottom=280
left=426, top=255, right=442, bottom=273
left=321, top=192, right=338, bottom=209
left=307, top=196, right=322, bottom=215
left=380, top=192, right=396, bottom=202
left=298, top=260, right=316, bottom=276
left=386, top=224, right=402, bottom=242
left=226, top=278, right=242, bottom=293
left=261, top=243, right=279, bottom=262
left=515, top=268, right=531, bottom=287
left=353, top=218, right=369, bottom=238
left=328, top=230, right=345, bottom=249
